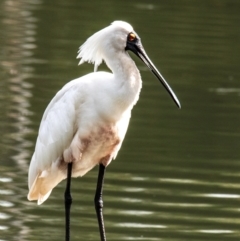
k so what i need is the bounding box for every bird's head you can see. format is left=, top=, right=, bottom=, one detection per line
left=77, top=21, right=181, bottom=109
left=77, top=21, right=133, bottom=71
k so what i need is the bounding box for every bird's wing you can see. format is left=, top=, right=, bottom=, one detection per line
left=37, top=81, right=79, bottom=168
left=28, top=79, right=82, bottom=203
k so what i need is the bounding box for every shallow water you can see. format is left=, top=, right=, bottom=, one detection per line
left=0, top=0, right=240, bottom=240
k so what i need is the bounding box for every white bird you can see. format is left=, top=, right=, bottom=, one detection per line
left=27, top=21, right=181, bottom=241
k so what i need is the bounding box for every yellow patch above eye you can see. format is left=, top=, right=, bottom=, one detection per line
left=128, top=33, right=136, bottom=41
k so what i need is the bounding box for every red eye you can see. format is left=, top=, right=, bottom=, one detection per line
left=128, top=33, right=136, bottom=41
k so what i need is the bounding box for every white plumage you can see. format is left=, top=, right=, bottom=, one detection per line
left=28, top=21, right=142, bottom=204
left=28, top=20, right=180, bottom=206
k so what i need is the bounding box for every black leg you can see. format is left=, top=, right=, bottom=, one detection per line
left=94, top=164, right=107, bottom=241
left=65, top=162, right=73, bottom=241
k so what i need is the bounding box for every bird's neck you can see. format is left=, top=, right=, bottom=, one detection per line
left=105, top=51, right=142, bottom=110
left=107, top=52, right=139, bottom=78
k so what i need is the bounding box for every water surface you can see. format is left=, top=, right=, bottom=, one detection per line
left=0, top=0, right=240, bottom=240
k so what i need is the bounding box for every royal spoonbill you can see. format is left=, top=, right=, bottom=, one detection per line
left=28, top=20, right=181, bottom=241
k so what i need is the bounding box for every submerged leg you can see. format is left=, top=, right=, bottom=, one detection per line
left=94, top=164, right=107, bottom=241
left=65, top=162, right=73, bottom=241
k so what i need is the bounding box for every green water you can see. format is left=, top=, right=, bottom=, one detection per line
left=0, top=0, right=240, bottom=240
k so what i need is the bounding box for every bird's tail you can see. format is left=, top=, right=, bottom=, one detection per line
left=28, top=154, right=66, bottom=205
left=27, top=172, right=53, bottom=205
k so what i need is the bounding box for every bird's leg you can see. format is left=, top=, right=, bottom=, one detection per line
left=65, top=162, right=73, bottom=241
left=94, top=164, right=107, bottom=241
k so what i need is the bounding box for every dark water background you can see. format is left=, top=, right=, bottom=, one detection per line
left=0, top=0, right=240, bottom=240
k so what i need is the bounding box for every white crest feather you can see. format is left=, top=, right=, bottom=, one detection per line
left=77, top=21, right=133, bottom=72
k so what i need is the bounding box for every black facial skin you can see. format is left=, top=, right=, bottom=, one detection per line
left=125, top=32, right=181, bottom=109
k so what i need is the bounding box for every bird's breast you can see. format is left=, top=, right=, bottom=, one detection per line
left=65, top=124, right=122, bottom=177
left=81, top=125, right=121, bottom=159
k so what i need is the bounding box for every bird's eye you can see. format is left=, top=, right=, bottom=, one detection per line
left=128, top=33, right=136, bottom=42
